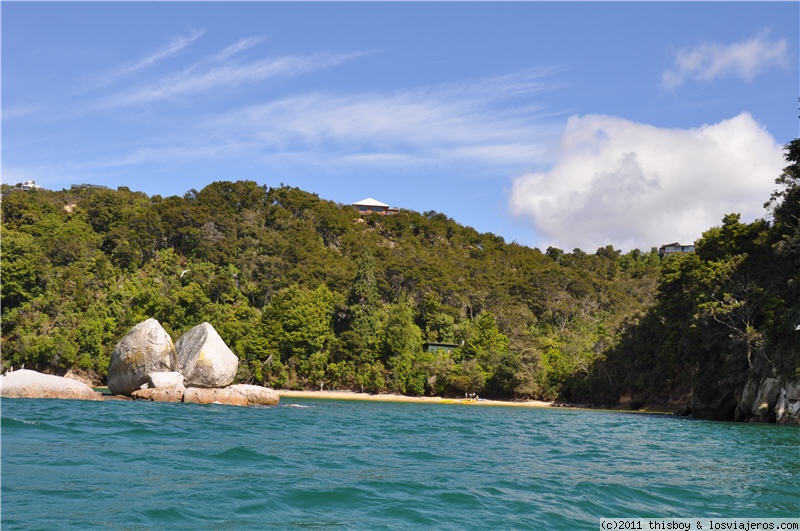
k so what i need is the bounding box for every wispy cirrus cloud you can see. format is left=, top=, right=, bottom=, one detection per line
left=3, top=103, right=46, bottom=120
left=93, top=28, right=206, bottom=87
left=663, top=29, right=789, bottom=89
left=197, top=69, right=560, bottom=168
left=83, top=69, right=560, bottom=173
left=210, top=36, right=265, bottom=63
left=93, top=50, right=368, bottom=109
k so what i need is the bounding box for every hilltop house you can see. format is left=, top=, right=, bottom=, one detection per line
left=17, top=180, right=41, bottom=190
left=658, top=242, right=695, bottom=257
left=353, top=197, right=399, bottom=216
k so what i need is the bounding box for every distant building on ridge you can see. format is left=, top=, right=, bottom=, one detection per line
left=658, top=242, right=695, bottom=257
left=71, top=183, right=109, bottom=190
left=17, top=180, right=41, bottom=190
left=353, top=197, right=399, bottom=216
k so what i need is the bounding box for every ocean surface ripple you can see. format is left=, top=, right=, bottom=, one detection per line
left=2, top=398, right=798, bottom=529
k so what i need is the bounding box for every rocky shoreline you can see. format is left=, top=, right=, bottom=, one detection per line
left=2, top=318, right=797, bottom=423
left=1, top=319, right=278, bottom=408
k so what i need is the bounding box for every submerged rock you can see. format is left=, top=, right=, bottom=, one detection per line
left=183, top=387, right=248, bottom=407
left=175, top=323, right=238, bottom=388
left=227, top=384, right=280, bottom=406
left=107, top=319, right=177, bottom=396
left=1, top=369, right=101, bottom=401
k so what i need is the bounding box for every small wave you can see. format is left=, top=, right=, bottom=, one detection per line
left=212, top=446, right=271, bottom=463
left=142, top=506, right=195, bottom=524
left=2, top=417, right=40, bottom=427
left=285, top=403, right=313, bottom=408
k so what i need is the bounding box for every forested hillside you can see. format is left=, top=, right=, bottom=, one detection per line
left=2, top=139, right=797, bottom=420
left=569, top=140, right=800, bottom=420
left=1, top=180, right=659, bottom=399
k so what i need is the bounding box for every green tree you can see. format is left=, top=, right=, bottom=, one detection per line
left=383, top=299, right=425, bottom=394
left=261, top=284, right=337, bottom=384
left=343, top=249, right=386, bottom=364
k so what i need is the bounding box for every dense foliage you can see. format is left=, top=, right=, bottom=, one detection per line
left=2, top=139, right=796, bottom=414
left=1, top=181, right=659, bottom=399
left=568, top=139, right=800, bottom=419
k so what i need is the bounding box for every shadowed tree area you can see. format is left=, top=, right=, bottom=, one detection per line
left=567, top=139, right=800, bottom=419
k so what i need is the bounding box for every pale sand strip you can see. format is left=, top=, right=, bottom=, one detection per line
left=277, top=389, right=554, bottom=408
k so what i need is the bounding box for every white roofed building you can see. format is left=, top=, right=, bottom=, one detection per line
left=353, top=197, right=399, bottom=215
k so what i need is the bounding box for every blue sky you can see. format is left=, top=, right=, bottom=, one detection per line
left=3, top=2, right=798, bottom=251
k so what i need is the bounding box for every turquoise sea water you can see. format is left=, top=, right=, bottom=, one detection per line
left=2, top=397, right=798, bottom=530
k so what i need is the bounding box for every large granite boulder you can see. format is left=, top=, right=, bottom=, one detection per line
left=175, top=323, right=238, bottom=388
left=183, top=387, right=248, bottom=407
left=107, top=319, right=177, bottom=396
left=227, top=384, right=280, bottom=406
left=1, top=369, right=101, bottom=401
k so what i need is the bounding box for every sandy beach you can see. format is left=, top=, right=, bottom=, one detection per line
left=277, top=389, right=555, bottom=408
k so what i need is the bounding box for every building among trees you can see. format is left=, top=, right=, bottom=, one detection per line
left=353, top=197, right=399, bottom=215
left=658, top=242, right=695, bottom=257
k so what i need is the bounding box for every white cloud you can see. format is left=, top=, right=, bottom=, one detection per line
left=509, top=113, right=785, bottom=252
left=201, top=70, right=558, bottom=169
left=663, top=30, right=789, bottom=89
left=95, top=51, right=366, bottom=108
left=209, top=36, right=265, bottom=63
left=94, top=28, right=206, bottom=86
left=2, top=104, right=46, bottom=120
left=72, top=70, right=560, bottom=184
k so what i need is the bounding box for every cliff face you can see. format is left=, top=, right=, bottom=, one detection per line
left=734, top=375, right=800, bottom=425
left=688, top=358, right=799, bottom=424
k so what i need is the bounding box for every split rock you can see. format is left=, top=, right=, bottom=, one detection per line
left=175, top=323, right=238, bottom=388
left=107, top=319, right=177, bottom=396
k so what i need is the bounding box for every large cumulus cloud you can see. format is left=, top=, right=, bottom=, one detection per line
left=509, top=113, right=785, bottom=252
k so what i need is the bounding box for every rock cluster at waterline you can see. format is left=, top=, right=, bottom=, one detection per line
left=110, top=319, right=278, bottom=407
left=1, top=319, right=278, bottom=408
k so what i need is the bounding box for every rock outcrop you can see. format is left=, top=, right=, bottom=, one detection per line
left=107, top=319, right=177, bottom=396
left=183, top=387, right=248, bottom=407
left=1, top=369, right=101, bottom=401
left=735, top=373, right=800, bottom=424
left=132, top=386, right=185, bottom=402
left=227, top=384, right=280, bottom=406
left=750, top=377, right=781, bottom=422
left=132, top=372, right=186, bottom=403
left=175, top=322, right=238, bottom=388
left=775, top=380, right=800, bottom=425
left=145, top=371, right=185, bottom=389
